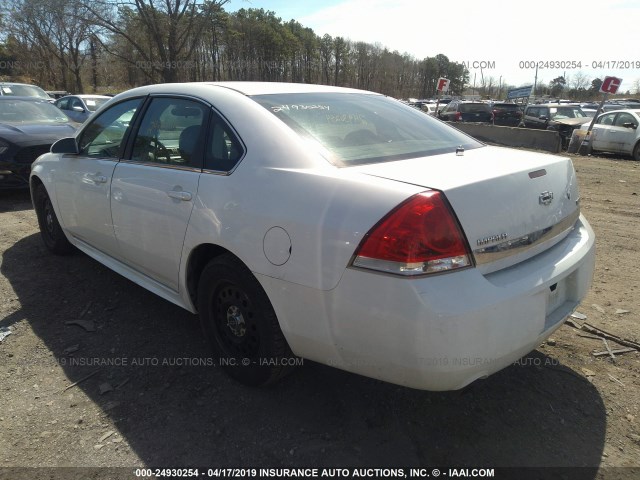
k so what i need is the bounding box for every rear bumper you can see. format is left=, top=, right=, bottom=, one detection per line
left=259, top=215, right=595, bottom=391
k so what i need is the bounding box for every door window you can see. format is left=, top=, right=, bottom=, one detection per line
left=78, top=98, right=142, bottom=158
left=597, top=113, right=616, bottom=126
left=204, top=115, right=245, bottom=172
left=613, top=112, right=636, bottom=127
left=130, top=97, right=208, bottom=168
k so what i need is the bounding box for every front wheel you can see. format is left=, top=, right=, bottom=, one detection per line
left=197, top=254, right=294, bottom=386
left=34, top=184, right=74, bottom=255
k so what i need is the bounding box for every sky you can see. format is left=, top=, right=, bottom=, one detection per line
left=227, top=0, right=640, bottom=94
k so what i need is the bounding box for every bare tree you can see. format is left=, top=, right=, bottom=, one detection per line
left=8, top=0, right=94, bottom=91
left=81, top=0, right=228, bottom=83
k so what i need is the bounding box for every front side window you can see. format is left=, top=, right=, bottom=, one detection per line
left=79, top=98, right=142, bottom=158
left=253, top=93, right=482, bottom=166
left=596, top=113, right=616, bottom=126
left=130, top=97, right=208, bottom=168
left=613, top=112, right=636, bottom=127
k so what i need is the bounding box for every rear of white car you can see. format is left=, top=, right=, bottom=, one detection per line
left=30, top=82, right=595, bottom=391
left=248, top=90, right=595, bottom=390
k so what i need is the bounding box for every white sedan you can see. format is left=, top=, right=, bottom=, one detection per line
left=30, top=82, right=595, bottom=390
left=581, top=109, right=640, bottom=160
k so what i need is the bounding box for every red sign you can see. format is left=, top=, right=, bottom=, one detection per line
left=600, top=76, right=623, bottom=94
left=437, top=78, right=450, bottom=92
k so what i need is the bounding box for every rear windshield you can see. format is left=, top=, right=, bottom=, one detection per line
left=550, top=107, right=586, bottom=119
left=493, top=104, right=519, bottom=110
left=459, top=103, right=490, bottom=113
left=253, top=93, right=482, bottom=166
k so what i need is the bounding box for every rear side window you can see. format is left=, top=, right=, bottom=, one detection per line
left=204, top=113, right=244, bottom=172
left=253, top=93, right=482, bottom=166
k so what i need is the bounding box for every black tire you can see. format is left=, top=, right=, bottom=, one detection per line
left=33, top=184, right=74, bottom=255
left=633, top=141, right=640, bottom=161
left=197, top=254, right=294, bottom=386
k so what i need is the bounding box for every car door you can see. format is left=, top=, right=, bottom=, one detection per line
left=611, top=112, right=639, bottom=154
left=524, top=106, right=539, bottom=128
left=110, top=96, right=209, bottom=291
left=54, top=98, right=143, bottom=258
left=69, top=96, right=90, bottom=123
left=590, top=113, right=617, bottom=152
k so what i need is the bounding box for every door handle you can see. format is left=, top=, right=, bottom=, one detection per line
left=92, top=174, right=108, bottom=184
left=167, top=190, right=192, bottom=201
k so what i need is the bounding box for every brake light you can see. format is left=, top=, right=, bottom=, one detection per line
left=455, top=112, right=462, bottom=121
left=352, top=191, right=472, bottom=275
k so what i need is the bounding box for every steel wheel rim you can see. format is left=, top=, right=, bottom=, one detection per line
left=43, top=199, right=55, bottom=237
left=212, top=283, right=259, bottom=358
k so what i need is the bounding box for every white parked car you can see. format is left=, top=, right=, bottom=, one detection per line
left=581, top=109, right=640, bottom=160
left=30, top=82, right=595, bottom=390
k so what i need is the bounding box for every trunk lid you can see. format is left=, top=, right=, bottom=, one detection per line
left=352, top=145, right=581, bottom=274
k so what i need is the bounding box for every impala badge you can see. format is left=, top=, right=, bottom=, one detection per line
left=539, top=191, right=554, bottom=206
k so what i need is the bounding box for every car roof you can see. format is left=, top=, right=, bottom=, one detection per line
left=0, top=82, right=41, bottom=86
left=0, top=95, right=51, bottom=102
left=530, top=103, right=582, bottom=107
left=599, top=109, right=640, bottom=114
left=115, top=82, right=379, bottom=98
left=76, top=94, right=111, bottom=99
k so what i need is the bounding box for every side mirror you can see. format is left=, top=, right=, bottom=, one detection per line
left=622, top=122, right=637, bottom=129
left=539, top=115, right=548, bottom=120
left=72, top=106, right=85, bottom=113
left=51, top=137, right=80, bottom=154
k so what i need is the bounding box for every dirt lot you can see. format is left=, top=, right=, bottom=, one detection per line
left=0, top=154, right=639, bottom=479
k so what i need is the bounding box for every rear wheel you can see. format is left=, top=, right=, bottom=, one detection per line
left=198, top=254, right=294, bottom=386
left=34, top=184, right=74, bottom=255
left=633, top=141, right=640, bottom=161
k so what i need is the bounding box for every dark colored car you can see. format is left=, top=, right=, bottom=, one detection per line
left=438, top=101, right=493, bottom=122
left=491, top=103, right=522, bottom=126
left=522, top=104, right=590, bottom=149
left=0, top=97, right=76, bottom=188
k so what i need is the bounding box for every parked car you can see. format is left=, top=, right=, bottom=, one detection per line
left=580, top=109, right=640, bottom=160
left=491, top=103, right=522, bottom=126
left=522, top=104, right=590, bottom=148
left=421, top=103, right=438, bottom=116
left=0, top=82, right=52, bottom=101
left=55, top=95, right=112, bottom=123
left=0, top=97, right=76, bottom=188
left=30, top=82, right=595, bottom=390
left=438, top=100, right=493, bottom=122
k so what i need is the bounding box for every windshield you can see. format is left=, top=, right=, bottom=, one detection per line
left=83, top=97, right=110, bottom=112
left=0, top=100, right=71, bottom=124
left=0, top=84, right=51, bottom=99
left=253, top=93, right=482, bottom=166
left=550, top=107, right=586, bottom=119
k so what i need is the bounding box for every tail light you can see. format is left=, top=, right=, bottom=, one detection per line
left=351, top=191, right=472, bottom=276
left=455, top=112, right=462, bottom=121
